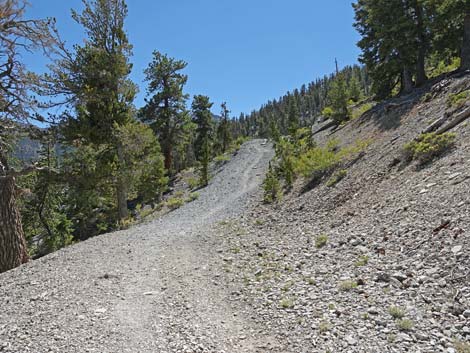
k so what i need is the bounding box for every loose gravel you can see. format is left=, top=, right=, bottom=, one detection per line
left=212, top=76, right=470, bottom=353
left=0, top=140, right=275, bottom=353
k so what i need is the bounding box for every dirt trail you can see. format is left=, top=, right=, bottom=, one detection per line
left=0, top=140, right=277, bottom=353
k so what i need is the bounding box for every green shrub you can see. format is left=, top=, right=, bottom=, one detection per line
left=263, top=163, right=282, bottom=203
left=214, top=154, right=230, bottom=163
left=174, top=190, right=185, bottom=198
left=321, top=106, right=334, bottom=118
left=404, top=132, right=456, bottom=164
left=448, top=90, right=470, bottom=108
left=315, top=234, right=328, bottom=248
left=337, top=138, right=372, bottom=159
left=294, top=144, right=340, bottom=180
left=187, top=192, right=200, bottom=202
left=318, top=321, right=331, bottom=334
left=276, top=138, right=296, bottom=187
left=185, top=176, right=199, bottom=189
left=354, top=255, right=369, bottom=267
left=165, top=197, right=185, bottom=210
left=339, top=280, right=358, bottom=291
left=422, top=92, right=433, bottom=103
left=326, top=169, right=348, bottom=187
left=397, top=319, right=414, bottom=331
left=229, top=136, right=249, bottom=153
left=351, top=102, right=374, bottom=120
left=428, top=57, right=460, bottom=78
left=388, top=306, right=405, bottom=319
left=280, top=297, right=295, bottom=309
left=139, top=205, right=157, bottom=219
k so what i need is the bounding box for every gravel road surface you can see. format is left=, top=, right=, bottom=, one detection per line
left=0, top=140, right=276, bottom=353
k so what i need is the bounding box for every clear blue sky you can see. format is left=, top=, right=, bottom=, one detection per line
left=25, top=0, right=360, bottom=117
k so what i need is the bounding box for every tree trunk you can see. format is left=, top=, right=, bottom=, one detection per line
left=415, top=2, right=428, bottom=86
left=401, top=66, right=414, bottom=94
left=0, top=175, right=29, bottom=273
left=416, top=50, right=427, bottom=86
left=163, top=143, right=173, bottom=172
left=116, top=143, right=128, bottom=221
left=461, top=12, right=470, bottom=71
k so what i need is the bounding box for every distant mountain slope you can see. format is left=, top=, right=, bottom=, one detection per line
left=13, top=136, right=41, bottom=162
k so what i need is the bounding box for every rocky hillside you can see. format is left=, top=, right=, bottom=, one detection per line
left=213, top=74, right=470, bottom=352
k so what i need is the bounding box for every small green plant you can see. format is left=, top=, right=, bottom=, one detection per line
left=165, top=197, right=185, bottom=210
left=306, top=277, right=315, bottom=285
left=280, top=297, right=295, bottom=309
left=187, top=192, right=200, bottom=202
left=321, top=106, right=334, bottom=119
left=254, top=219, right=265, bottom=226
left=139, top=205, right=157, bottom=219
left=351, top=102, right=374, bottom=120
left=263, top=162, right=282, bottom=203
left=404, top=132, right=456, bottom=164
left=119, top=217, right=135, bottom=230
left=326, top=169, right=347, bottom=187
left=275, top=137, right=296, bottom=187
left=422, top=92, right=433, bottom=103
left=388, top=306, right=406, bottom=319
left=295, top=142, right=340, bottom=180
left=214, top=154, right=231, bottom=163
left=328, top=303, right=336, bottom=311
left=315, top=234, right=328, bottom=248
left=186, top=176, right=199, bottom=189
left=282, top=281, right=293, bottom=292
left=428, top=57, right=460, bottom=78
left=174, top=190, right=185, bottom=198
left=294, top=138, right=370, bottom=183
left=355, top=255, right=370, bottom=267
left=397, top=319, right=414, bottom=331
left=448, top=89, right=470, bottom=108
left=228, top=136, right=249, bottom=153
left=318, top=321, right=331, bottom=334
left=454, top=340, right=470, bottom=353
left=339, top=280, right=358, bottom=291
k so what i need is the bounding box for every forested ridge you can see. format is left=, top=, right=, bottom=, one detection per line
left=1, top=0, right=470, bottom=274
left=241, top=0, right=470, bottom=138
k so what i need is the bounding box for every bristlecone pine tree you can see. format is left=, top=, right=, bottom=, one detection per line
left=192, top=95, right=214, bottom=186
left=216, top=102, right=232, bottom=154
left=43, top=0, right=137, bottom=223
left=140, top=51, right=190, bottom=173
left=0, top=0, right=57, bottom=273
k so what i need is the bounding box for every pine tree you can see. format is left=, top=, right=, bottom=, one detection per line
left=353, top=0, right=428, bottom=97
left=0, top=0, right=58, bottom=272
left=192, top=95, right=213, bottom=186
left=216, top=102, right=232, bottom=154
left=287, top=95, right=300, bottom=135
left=348, top=73, right=362, bottom=102
left=429, top=0, right=470, bottom=71
left=328, top=72, right=349, bottom=123
left=140, top=52, right=190, bottom=173
left=263, top=162, right=281, bottom=203
left=113, top=122, right=168, bottom=205
left=58, top=0, right=137, bottom=222
left=20, top=132, right=74, bottom=257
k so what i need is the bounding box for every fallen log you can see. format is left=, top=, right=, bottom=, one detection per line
left=435, top=105, right=470, bottom=135
left=421, top=116, right=448, bottom=134
left=312, top=121, right=338, bottom=136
